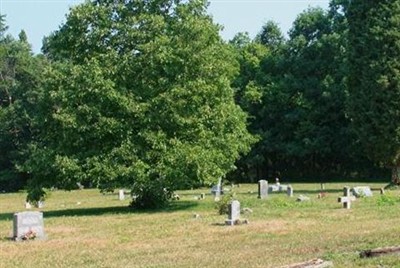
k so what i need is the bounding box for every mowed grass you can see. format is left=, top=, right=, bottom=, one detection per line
left=1, top=182, right=400, bottom=268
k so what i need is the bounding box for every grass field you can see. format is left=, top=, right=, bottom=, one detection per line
left=1, top=182, right=400, bottom=267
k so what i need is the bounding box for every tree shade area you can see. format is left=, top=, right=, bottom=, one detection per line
left=0, top=0, right=397, bottom=207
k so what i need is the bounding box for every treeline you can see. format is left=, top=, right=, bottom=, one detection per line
left=0, top=0, right=389, bottom=199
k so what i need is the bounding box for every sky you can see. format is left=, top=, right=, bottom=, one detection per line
left=0, top=0, right=329, bottom=54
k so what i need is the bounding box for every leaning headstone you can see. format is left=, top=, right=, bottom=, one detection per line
left=118, top=189, right=125, bottom=201
left=352, top=186, right=373, bottom=197
left=13, top=211, right=46, bottom=241
left=225, top=200, right=241, bottom=226
left=287, top=185, right=293, bottom=197
left=258, top=180, right=268, bottom=199
left=338, top=186, right=356, bottom=209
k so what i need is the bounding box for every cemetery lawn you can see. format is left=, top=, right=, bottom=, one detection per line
left=1, top=183, right=400, bottom=268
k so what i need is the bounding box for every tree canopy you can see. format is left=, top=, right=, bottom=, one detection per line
left=24, top=0, right=255, bottom=207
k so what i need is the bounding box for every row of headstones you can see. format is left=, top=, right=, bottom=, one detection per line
left=258, top=180, right=293, bottom=199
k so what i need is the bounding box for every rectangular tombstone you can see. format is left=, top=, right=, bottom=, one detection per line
left=13, top=211, right=46, bottom=241
left=268, top=185, right=280, bottom=193
left=213, top=177, right=222, bottom=201
left=258, top=180, right=268, bottom=199
left=119, top=189, right=125, bottom=201
left=225, top=200, right=240, bottom=226
left=287, top=185, right=293, bottom=197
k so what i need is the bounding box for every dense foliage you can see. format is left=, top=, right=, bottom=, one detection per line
left=0, top=15, right=46, bottom=192
left=22, top=0, right=255, bottom=207
left=1, top=0, right=395, bottom=207
left=348, top=0, right=400, bottom=184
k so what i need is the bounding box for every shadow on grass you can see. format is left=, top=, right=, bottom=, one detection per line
left=0, top=201, right=199, bottom=221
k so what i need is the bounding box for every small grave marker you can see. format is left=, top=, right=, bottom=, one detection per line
left=118, top=189, right=125, bottom=201
left=200, top=193, right=205, bottom=199
left=287, top=185, right=293, bottom=197
left=380, top=188, right=385, bottom=195
left=258, top=180, right=268, bottom=199
left=13, top=211, right=46, bottom=241
left=225, top=200, right=240, bottom=226
left=213, top=177, right=222, bottom=202
left=338, top=186, right=356, bottom=209
left=25, top=202, right=32, bottom=209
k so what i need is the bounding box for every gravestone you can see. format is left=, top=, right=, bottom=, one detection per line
left=13, top=211, right=46, bottom=241
left=25, top=202, right=32, bottom=209
left=200, top=193, right=205, bottom=199
left=338, top=186, right=356, bottom=209
left=225, top=200, right=241, bottom=226
left=36, top=201, right=44, bottom=209
left=118, top=189, right=125, bottom=201
left=287, top=185, right=293, bottom=197
left=213, top=177, right=223, bottom=202
left=352, top=186, right=373, bottom=197
left=380, top=188, right=385, bottom=195
left=258, top=180, right=268, bottom=199
left=268, top=185, right=280, bottom=193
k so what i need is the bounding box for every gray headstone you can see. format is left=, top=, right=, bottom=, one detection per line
left=258, top=180, right=268, bottom=199
left=352, top=186, right=373, bottom=197
left=118, top=189, right=125, bottom=200
left=225, top=200, right=240, bottom=226
left=287, top=185, right=293, bottom=197
left=13, top=211, right=46, bottom=241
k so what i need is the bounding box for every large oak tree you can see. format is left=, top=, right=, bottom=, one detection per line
left=24, top=0, right=255, bottom=207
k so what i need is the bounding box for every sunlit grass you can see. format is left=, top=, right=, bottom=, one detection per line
left=1, top=182, right=399, bottom=267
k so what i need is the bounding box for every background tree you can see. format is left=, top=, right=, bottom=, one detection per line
left=348, top=0, right=400, bottom=185
left=0, top=16, right=46, bottom=191
left=24, top=0, right=255, bottom=207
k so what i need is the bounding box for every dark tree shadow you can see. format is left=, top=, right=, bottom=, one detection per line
left=0, top=201, right=198, bottom=221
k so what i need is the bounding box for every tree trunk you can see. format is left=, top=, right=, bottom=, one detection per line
left=391, top=166, right=400, bottom=185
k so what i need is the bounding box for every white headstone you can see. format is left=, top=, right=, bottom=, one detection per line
left=118, top=189, right=125, bottom=200
left=13, top=211, right=46, bottom=241
left=25, top=202, right=32, bottom=209
left=352, top=186, right=373, bottom=197
left=338, top=186, right=356, bottom=209
left=258, top=180, right=268, bottom=199
left=214, top=177, right=222, bottom=202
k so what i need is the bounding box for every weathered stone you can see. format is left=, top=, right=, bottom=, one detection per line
left=13, top=211, right=46, bottom=241
left=258, top=180, right=268, bottom=199
left=352, top=186, right=373, bottom=197
left=225, top=200, right=240, bottom=226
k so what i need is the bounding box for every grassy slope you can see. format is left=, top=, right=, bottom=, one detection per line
left=1, top=183, right=400, bottom=268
